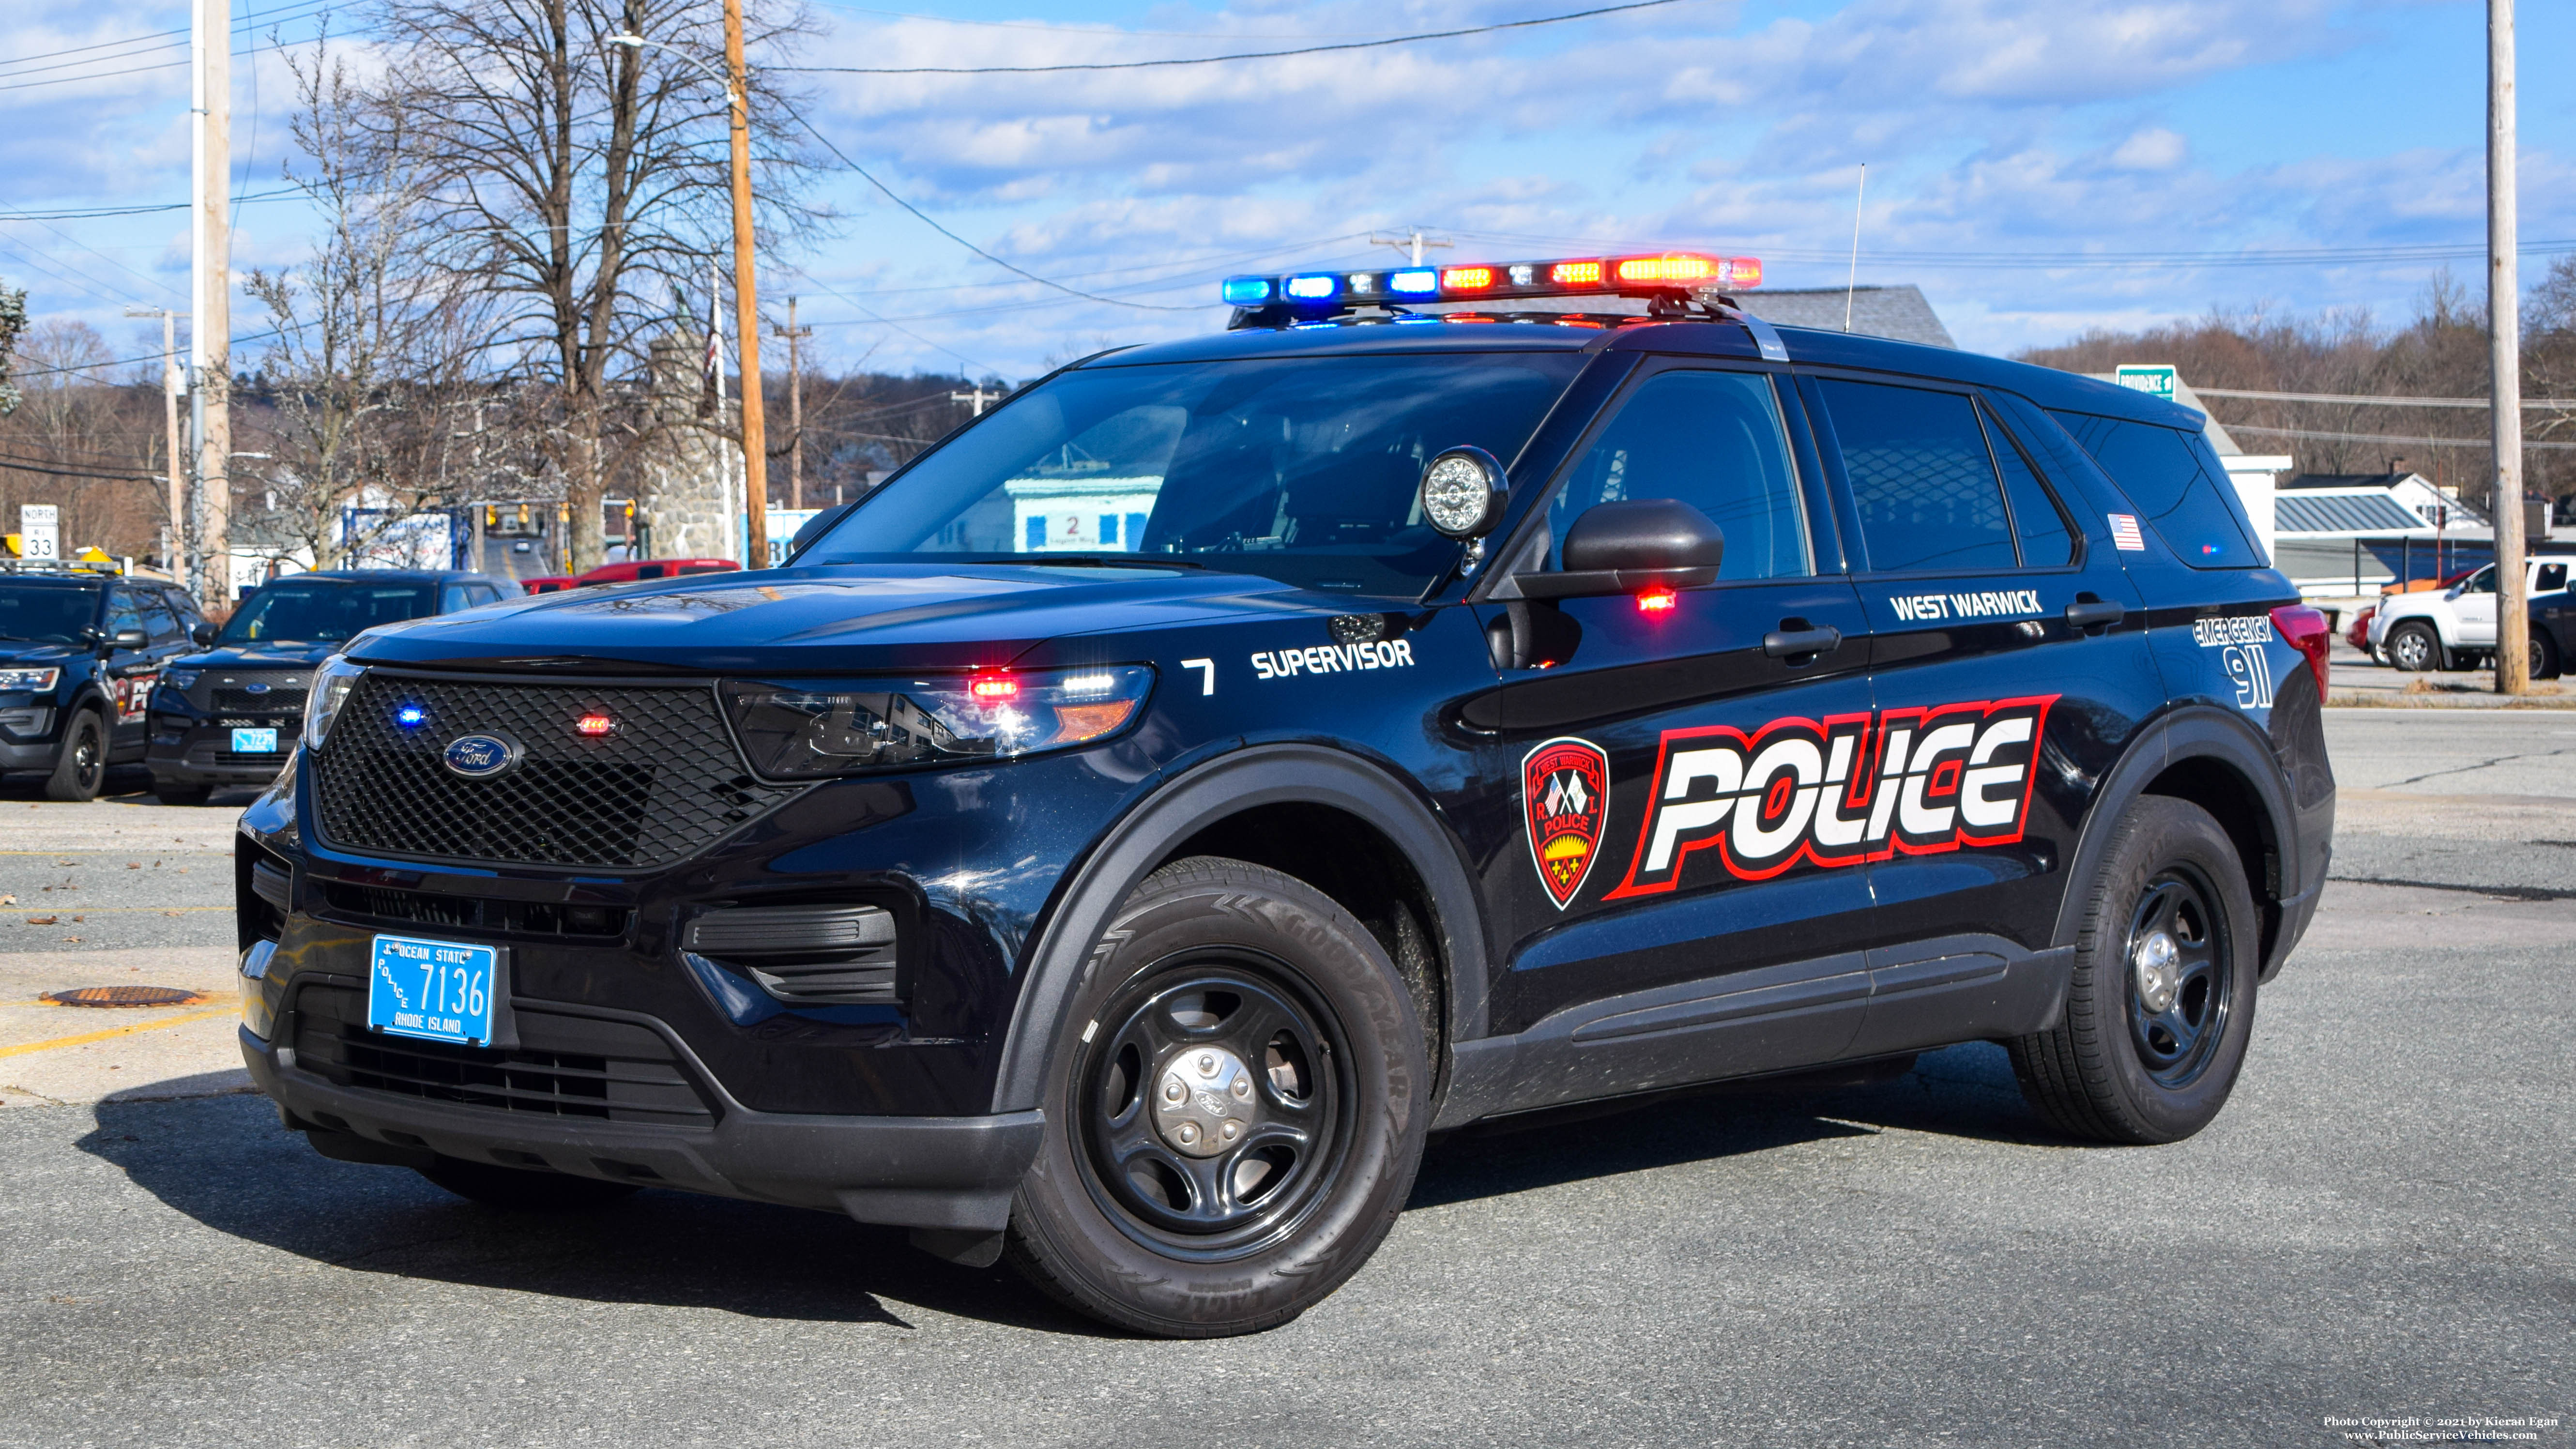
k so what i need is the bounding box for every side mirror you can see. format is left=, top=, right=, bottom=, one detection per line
left=190, top=623, right=220, bottom=647
left=787, top=500, right=859, bottom=561
left=1500, top=499, right=1724, bottom=600
left=1418, top=446, right=1509, bottom=540
left=111, top=628, right=150, bottom=650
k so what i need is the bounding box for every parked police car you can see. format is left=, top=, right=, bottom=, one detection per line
left=0, top=565, right=208, bottom=800
left=235, top=253, right=2335, bottom=1338
left=147, top=569, right=510, bottom=804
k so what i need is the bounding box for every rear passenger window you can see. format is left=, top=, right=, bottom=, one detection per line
left=1817, top=380, right=2016, bottom=574
left=2047, top=412, right=2263, bottom=568
left=1547, top=370, right=1812, bottom=580
left=2539, top=564, right=2567, bottom=592
left=1983, top=410, right=2076, bottom=566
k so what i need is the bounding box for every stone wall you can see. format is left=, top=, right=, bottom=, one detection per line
left=632, top=331, right=740, bottom=562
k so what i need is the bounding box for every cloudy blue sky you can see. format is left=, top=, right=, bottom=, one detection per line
left=3, top=0, right=2570, bottom=380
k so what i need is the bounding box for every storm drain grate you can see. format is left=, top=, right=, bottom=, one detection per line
left=44, top=986, right=210, bottom=1008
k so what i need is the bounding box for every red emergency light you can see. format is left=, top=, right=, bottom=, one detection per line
left=1224, top=252, right=1764, bottom=309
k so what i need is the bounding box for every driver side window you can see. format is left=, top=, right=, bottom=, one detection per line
left=1544, top=369, right=1812, bottom=580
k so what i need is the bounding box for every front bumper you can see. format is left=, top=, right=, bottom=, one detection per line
left=150, top=720, right=298, bottom=784
left=243, top=1019, right=1044, bottom=1231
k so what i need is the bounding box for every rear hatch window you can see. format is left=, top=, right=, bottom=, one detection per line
left=2048, top=411, right=2266, bottom=568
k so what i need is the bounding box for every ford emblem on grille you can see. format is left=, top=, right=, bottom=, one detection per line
left=442, top=732, right=521, bottom=779
left=243, top=682, right=271, bottom=694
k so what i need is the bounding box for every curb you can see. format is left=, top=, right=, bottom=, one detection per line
left=2326, top=692, right=2576, bottom=709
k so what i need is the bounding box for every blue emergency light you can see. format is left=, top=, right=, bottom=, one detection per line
left=1219, top=252, right=1763, bottom=311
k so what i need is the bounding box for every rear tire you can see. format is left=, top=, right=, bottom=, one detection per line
left=1004, top=856, right=1430, bottom=1338
left=43, top=711, right=105, bottom=801
left=2530, top=628, right=2561, bottom=680
left=2384, top=622, right=2443, bottom=673
left=2008, top=797, right=2259, bottom=1144
left=418, top=1156, right=642, bottom=1210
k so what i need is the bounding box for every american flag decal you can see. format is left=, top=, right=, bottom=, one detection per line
left=2108, top=514, right=2146, bottom=551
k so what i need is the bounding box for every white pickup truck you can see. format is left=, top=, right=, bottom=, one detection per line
left=2370, top=557, right=2572, bottom=673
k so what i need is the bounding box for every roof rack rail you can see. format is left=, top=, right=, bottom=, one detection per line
left=0, top=556, right=121, bottom=576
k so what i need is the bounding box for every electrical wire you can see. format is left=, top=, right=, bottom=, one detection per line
left=0, top=0, right=339, bottom=73
left=2218, top=422, right=2576, bottom=452
left=769, top=261, right=1001, bottom=374
left=799, top=1, right=1425, bottom=42
left=0, top=188, right=303, bottom=222
left=775, top=0, right=1692, bottom=75
left=778, top=106, right=1205, bottom=312
left=2191, top=386, right=2576, bottom=411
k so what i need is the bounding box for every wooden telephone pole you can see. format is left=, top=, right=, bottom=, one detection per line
left=191, top=0, right=230, bottom=609
left=772, top=297, right=811, bottom=509
left=721, top=0, right=769, bottom=567
left=2491, top=0, right=2529, bottom=693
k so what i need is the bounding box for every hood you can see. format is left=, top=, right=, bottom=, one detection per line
left=0, top=642, right=89, bottom=667
left=171, top=641, right=342, bottom=671
left=346, top=563, right=1341, bottom=673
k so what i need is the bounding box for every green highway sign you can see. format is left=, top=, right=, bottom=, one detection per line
left=2115, top=364, right=2178, bottom=401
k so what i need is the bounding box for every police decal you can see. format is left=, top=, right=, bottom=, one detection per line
left=2192, top=614, right=2276, bottom=710
left=1605, top=695, right=2057, bottom=897
left=1250, top=638, right=1415, bottom=680
left=1522, top=736, right=1610, bottom=909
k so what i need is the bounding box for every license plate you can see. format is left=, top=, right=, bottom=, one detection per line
left=232, top=727, right=280, bottom=753
left=368, top=934, right=499, bottom=1046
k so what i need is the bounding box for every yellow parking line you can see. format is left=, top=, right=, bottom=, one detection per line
left=10, top=906, right=233, bottom=914
left=0, top=1007, right=237, bottom=1059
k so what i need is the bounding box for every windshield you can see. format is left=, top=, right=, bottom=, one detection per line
left=798, top=352, right=1589, bottom=597
left=220, top=580, right=439, bottom=645
left=0, top=585, right=101, bottom=643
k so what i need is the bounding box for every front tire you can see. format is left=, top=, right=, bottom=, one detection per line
left=43, top=710, right=105, bottom=801
left=1005, top=856, right=1430, bottom=1338
left=2008, top=797, right=2259, bottom=1144
left=2385, top=622, right=2443, bottom=673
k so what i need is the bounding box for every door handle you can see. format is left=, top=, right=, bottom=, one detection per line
left=2064, top=598, right=2124, bottom=630
left=1763, top=624, right=1843, bottom=659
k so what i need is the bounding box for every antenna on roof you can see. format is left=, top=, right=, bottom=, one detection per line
left=1844, top=163, right=1866, bottom=333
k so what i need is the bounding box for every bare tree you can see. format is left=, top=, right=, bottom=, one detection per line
left=359, top=0, right=821, bottom=570
left=244, top=46, right=503, bottom=571
left=0, top=320, right=170, bottom=560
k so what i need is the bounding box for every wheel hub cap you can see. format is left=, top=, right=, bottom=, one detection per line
left=2133, top=930, right=2180, bottom=1014
left=1154, top=1044, right=1258, bottom=1158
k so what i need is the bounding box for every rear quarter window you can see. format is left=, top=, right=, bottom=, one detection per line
left=2047, top=411, right=2265, bottom=569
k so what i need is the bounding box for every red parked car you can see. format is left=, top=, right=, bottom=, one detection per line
left=518, top=575, right=579, bottom=595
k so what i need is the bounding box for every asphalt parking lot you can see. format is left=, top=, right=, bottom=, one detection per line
left=1, top=726, right=2567, bottom=1449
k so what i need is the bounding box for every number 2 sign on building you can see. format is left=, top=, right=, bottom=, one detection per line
left=17, top=504, right=58, bottom=561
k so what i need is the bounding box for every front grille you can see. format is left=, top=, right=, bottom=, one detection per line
left=214, top=686, right=308, bottom=713
left=292, top=981, right=715, bottom=1128
left=311, top=673, right=799, bottom=869
left=190, top=669, right=309, bottom=713
left=322, top=881, right=629, bottom=939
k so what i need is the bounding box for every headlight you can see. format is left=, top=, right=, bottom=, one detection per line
left=162, top=669, right=200, bottom=690
left=304, top=656, right=366, bottom=749
left=0, top=667, right=61, bottom=692
left=721, top=665, right=1155, bottom=779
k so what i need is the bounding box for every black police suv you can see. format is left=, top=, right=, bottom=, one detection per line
left=235, top=252, right=2336, bottom=1338
left=0, top=568, right=208, bottom=800
left=148, top=570, right=511, bottom=805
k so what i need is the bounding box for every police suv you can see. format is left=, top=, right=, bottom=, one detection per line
left=236, top=252, right=2336, bottom=1338
left=0, top=564, right=208, bottom=800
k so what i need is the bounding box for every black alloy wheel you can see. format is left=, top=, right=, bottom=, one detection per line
left=2008, top=796, right=2259, bottom=1144
left=1077, top=961, right=1351, bottom=1252
left=2122, top=868, right=2233, bottom=1089
left=44, top=711, right=105, bottom=802
left=1006, top=856, right=1430, bottom=1338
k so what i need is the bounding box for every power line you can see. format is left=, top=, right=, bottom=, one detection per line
left=775, top=0, right=1693, bottom=75
left=800, top=1, right=1430, bottom=41
left=0, top=0, right=339, bottom=73
left=2222, top=422, right=2576, bottom=452
left=778, top=106, right=1205, bottom=313
left=769, top=261, right=1001, bottom=374
left=0, top=24, right=337, bottom=95
left=1442, top=226, right=2576, bottom=271
left=0, top=188, right=302, bottom=220
left=2194, top=386, right=2576, bottom=410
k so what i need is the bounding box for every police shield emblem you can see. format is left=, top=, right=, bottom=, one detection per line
left=1522, top=736, right=1610, bottom=910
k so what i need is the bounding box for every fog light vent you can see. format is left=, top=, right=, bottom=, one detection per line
left=683, top=904, right=898, bottom=1005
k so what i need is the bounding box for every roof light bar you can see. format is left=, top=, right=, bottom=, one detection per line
left=1220, top=252, right=1762, bottom=309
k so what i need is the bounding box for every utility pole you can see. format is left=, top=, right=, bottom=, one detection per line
left=950, top=385, right=1000, bottom=417
left=1368, top=229, right=1453, bottom=267
left=2492, top=0, right=2529, bottom=694
left=772, top=296, right=811, bottom=510
left=191, top=0, right=230, bottom=612
left=125, top=306, right=187, bottom=589
left=721, top=0, right=769, bottom=568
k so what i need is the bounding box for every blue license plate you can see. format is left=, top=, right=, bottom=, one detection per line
left=232, top=727, right=280, bottom=753
left=368, top=934, right=500, bottom=1046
